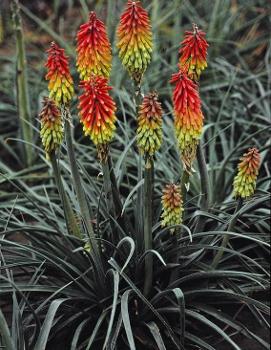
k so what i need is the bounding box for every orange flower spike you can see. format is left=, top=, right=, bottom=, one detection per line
left=117, top=0, right=153, bottom=84
left=179, top=24, right=209, bottom=81
left=137, top=92, right=163, bottom=157
left=161, top=184, right=184, bottom=230
left=170, top=70, right=204, bottom=168
left=39, top=97, right=63, bottom=155
left=45, top=42, right=74, bottom=105
left=78, top=76, right=117, bottom=154
left=76, top=12, right=112, bottom=80
left=233, top=148, right=261, bottom=198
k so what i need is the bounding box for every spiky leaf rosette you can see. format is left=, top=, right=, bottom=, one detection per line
left=76, top=12, right=112, bottom=80
left=179, top=24, right=208, bottom=81
left=45, top=42, right=74, bottom=105
left=117, top=0, right=153, bottom=84
left=161, top=183, right=183, bottom=229
left=170, top=70, right=204, bottom=169
left=137, top=92, right=163, bottom=157
left=39, top=97, right=63, bottom=155
left=233, top=147, right=260, bottom=198
left=78, top=76, right=117, bottom=160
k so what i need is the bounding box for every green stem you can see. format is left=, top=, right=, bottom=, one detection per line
left=211, top=198, right=243, bottom=269
left=143, top=157, right=153, bottom=297
left=106, top=0, right=114, bottom=42
left=151, top=0, right=159, bottom=62
left=171, top=0, right=183, bottom=65
left=180, top=169, right=190, bottom=203
left=169, top=232, right=181, bottom=284
left=12, top=0, right=33, bottom=167
left=134, top=83, right=142, bottom=107
left=134, top=83, right=144, bottom=246
left=136, top=154, right=144, bottom=247
left=108, top=154, right=123, bottom=218
left=0, top=11, right=4, bottom=45
left=63, top=109, right=100, bottom=257
left=101, top=158, right=115, bottom=220
left=50, top=151, right=81, bottom=238
left=194, top=144, right=211, bottom=232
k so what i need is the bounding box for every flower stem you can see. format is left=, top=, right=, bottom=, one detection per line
left=63, top=108, right=101, bottom=260
left=134, top=83, right=144, bottom=247
left=194, top=143, right=211, bottom=232
left=136, top=154, right=144, bottom=249
left=50, top=150, right=81, bottom=238
left=211, top=198, right=243, bottom=269
left=180, top=168, right=190, bottom=203
left=106, top=0, right=115, bottom=42
left=134, top=81, right=142, bottom=107
left=107, top=154, right=123, bottom=217
left=151, top=0, right=159, bottom=62
left=101, top=158, right=116, bottom=219
left=143, top=157, right=153, bottom=297
left=12, top=0, right=33, bottom=167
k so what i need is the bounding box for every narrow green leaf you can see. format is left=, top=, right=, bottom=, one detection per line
left=19, top=4, right=73, bottom=55
left=86, top=312, right=107, bottom=350
left=116, top=237, right=135, bottom=273
left=34, top=298, right=68, bottom=350
left=121, top=179, right=144, bottom=216
left=0, top=309, right=15, bottom=350
left=146, top=322, right=166, bottom=350
left=109, top=258, right=181, bottom=349
left=121, top=290, right=136, bottom=350
left=70, top=319, right=89, bottom=350
left=103, top=270, right=120, bottom=349
left=185, top=332, right=216, bottom=350
left=186, top=309, right=241, bottom=350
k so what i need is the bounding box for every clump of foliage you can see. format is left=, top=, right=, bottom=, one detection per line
left=0, top=0, right=270, bottom=349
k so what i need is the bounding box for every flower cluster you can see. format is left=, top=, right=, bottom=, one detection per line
left=117, top=0, right=152, bottom=84
left=41, top=6, right=259, bottom=231
left=233, top=148, right=260, bottom=198
left=39, top=97, right=63, bottom=155
left=78, top=76, right=117, bottom=159
left=179, top=24, right=208, bottom=81
left=76, top=12, right=112, bottom=80
left=171, top=70, right=204, bottom=169
left=45, top=42, right=74, bottom=105
left=161, top=184, right=183, bottom=229
left=137, top=92, right=163, bottom=157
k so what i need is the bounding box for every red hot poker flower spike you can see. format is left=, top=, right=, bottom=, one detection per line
left=76, top=12, right=112, bottom=80
left=137, top=92, right=163, bottom=157
left=117, top=0, right=153, bottom=84
left=161, top=183, right=183, bottom=230
left=39, top=97, right=63, bottom=155
left=179, top=24, right=208, bottom=81
left=233, top=148, right=260, bottom=198
left=45, top=42, right=74, bottom=105
left=78, top=76, right=117, bottom=160
left=170, top=70, right=204, bottom=169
